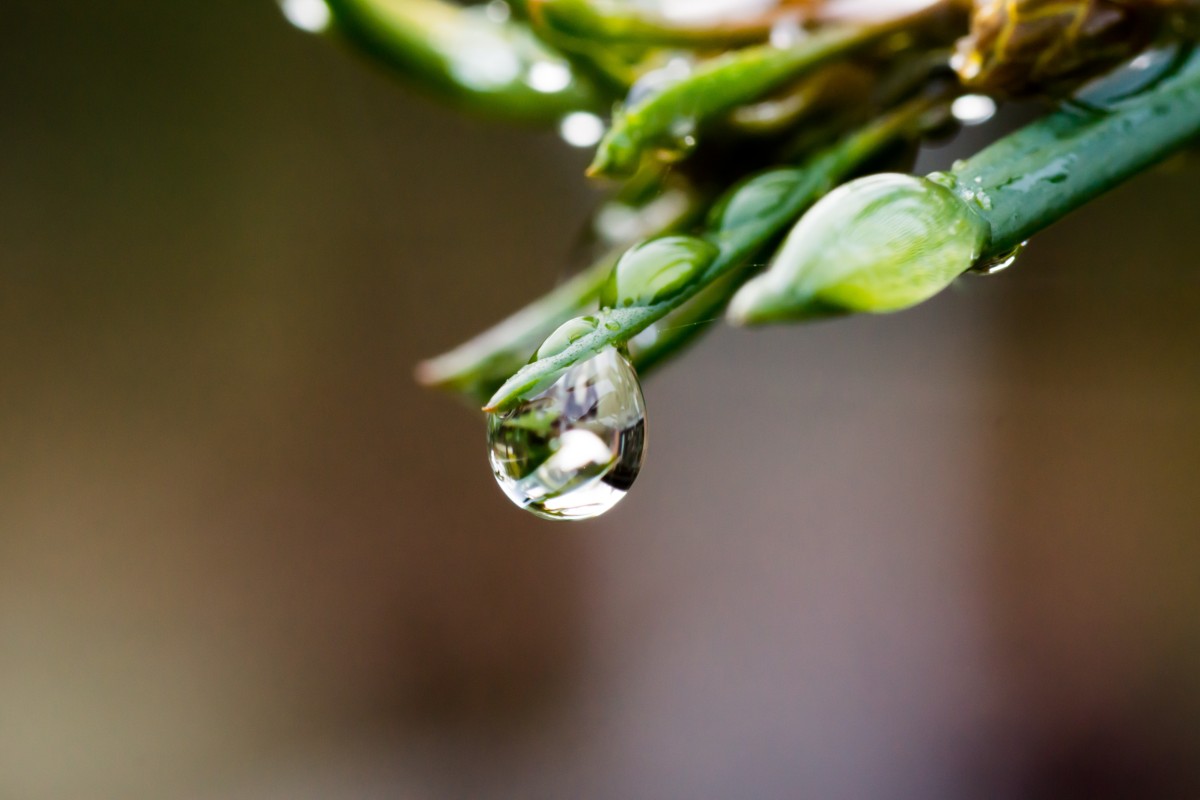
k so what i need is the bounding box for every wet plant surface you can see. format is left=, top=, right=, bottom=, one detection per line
left=288, top=0, right=1200, bottom=518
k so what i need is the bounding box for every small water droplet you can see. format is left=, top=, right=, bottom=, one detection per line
left=488, top=348, right=647, bottom=521
left=965, top=188, right=992, bottom=211
left=602, top=236, right=719, bottom=308
left=969, top=241, right=1027, bottom=276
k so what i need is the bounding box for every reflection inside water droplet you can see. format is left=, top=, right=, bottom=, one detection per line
left=969, top=241, right=1027, bottom=276
left=487, top=348, right=646, bottom=520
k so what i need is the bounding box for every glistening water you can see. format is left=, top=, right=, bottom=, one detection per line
left=487, top=347, right=646, bottom=520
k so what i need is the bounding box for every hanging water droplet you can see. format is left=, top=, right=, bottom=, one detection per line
left=602, top=236, right=719, bottom=308
left=487, top=348, right=647, bottom=521
left=969, top=241, right=1027, bottom=276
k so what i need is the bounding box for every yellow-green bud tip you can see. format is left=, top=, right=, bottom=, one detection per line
left=727, top=173, right=992, bottom=326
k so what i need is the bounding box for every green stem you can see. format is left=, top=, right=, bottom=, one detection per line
left=529, top=0, right=779, bottom=48
left=417, top=180, right=705, bottom=400
left=324, top=0, right=599, bottom=122
left=414, top=250, right=616, bottom=401
left=485, top=94, right=941, bottom=412
left=630, top=268, right=749, bottom=376
left=950, top=46, right=1200, bottom=253
left=589, top=5, right=950, bottom=176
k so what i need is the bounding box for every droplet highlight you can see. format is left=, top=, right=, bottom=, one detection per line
left=969, top=241, right=1027, bottom=276
left=487, top=348, right=647, bottom=521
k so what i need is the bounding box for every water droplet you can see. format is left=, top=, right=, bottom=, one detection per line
left=969, top=242, right=1027, bottom=276
left=951, top=94, right=997, bottom=126
left=278, top=0, right=331, bottom=33
left=488, top=348, right=647, bottom=521
left=964, top=188, right=992, bottom=211
left=602, top=236, right=719, bottom=308
left=559, top=112, right=606, bottom=148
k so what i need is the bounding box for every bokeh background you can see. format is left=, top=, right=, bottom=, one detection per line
left=4, top=3, right=1200, bottom=798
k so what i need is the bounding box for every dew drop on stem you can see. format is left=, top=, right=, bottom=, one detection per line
left=968, top=241, right=1027, bottom=276
left=487, top=348, right=647, bottom=521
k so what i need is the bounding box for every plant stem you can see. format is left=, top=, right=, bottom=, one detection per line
left=414, top=250, right=617, bottom=402
left=485, top=93, right=943, bottom=412
left=528, top=0, right=780, bottom=47
left=949, top=45, right=1200, bottom=253
left=588, top=3, right=953, bottom=176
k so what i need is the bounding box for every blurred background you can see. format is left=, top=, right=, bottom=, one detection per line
left=3, top=2, right=1200, bottom=798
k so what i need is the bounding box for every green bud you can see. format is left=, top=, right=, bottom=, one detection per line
left=601, top=235, right=719, bottom=309
left=535, top=315, right=600, bottom=360
left=708, top=169, right=804, bottom=237
left=726, top=173, right=992, bottom=325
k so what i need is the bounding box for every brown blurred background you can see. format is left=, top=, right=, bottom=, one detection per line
left=3, top=3, right=1200, bottom=798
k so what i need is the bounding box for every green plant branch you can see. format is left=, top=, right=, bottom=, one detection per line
left=527, top=0, right=782, bottom=48
left=725, top=46, right=1200, bottom=325
left=485, top=93, right=947, bottom=413
left=949, top=44, right=1200, bottom=254
left=588, top=3, right=954, bottom=177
